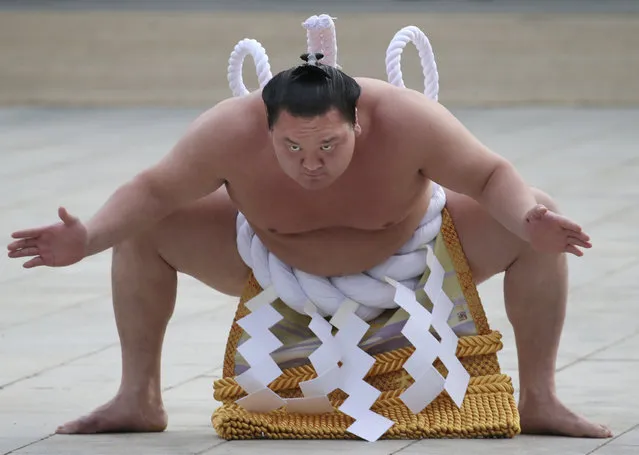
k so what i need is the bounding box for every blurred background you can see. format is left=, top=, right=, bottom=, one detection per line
left=1, top=0, right=638, bottom=108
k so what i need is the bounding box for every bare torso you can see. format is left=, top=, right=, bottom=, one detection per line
left=218, top=78, right=434, bottom=277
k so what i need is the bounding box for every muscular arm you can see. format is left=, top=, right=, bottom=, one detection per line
left=400, top=93, right=538, bottom=241
left=84, top=101, right=238, bottom=255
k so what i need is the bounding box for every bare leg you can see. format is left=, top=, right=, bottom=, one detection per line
left=504, top=234, right=611, bottom=437
left=56, top=188, right=249, bottom=434
left=445, top=188, right=612, bottom=438
left=57, top=233, right=175, bottom=434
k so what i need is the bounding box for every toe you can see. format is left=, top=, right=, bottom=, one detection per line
left=578, top=421, right=613, bottom=438
left=55, top=415, right=100, bottom=434
left=55, top=422, right=76, bottom=434
left=598, top=425, right=614, bottom=438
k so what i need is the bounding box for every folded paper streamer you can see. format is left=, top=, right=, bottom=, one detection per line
left=233, top=286, right=286, bottom=413
left=385, top=245, right=470, bottom=414
left=300, top=300, right=394, bottom=441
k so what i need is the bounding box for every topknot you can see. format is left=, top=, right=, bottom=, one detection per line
left=292, top=52, right=331, bottom=81
left=300, top=52, right=325, bottom=65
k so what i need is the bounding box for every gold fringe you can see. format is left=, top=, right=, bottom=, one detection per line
left=212, top=387, right=520, bottom=440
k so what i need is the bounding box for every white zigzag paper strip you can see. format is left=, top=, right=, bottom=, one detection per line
left=423, top=246, right=470, bottom=407
left=385, top=277, right=446, bottom=414
left=298, top=300, right=394, bottom=442
left=385, top=244, right=470, bottom=413
left=285, top=302, right=341, bottom=415
left=234, top=286, right=287, bottom=412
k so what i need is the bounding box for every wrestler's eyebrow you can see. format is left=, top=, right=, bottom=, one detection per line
left=284, top=137, right=298, bottom=144
left=322, top=136, right=337, bottom=143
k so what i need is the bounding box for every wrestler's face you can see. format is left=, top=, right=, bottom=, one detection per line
left=270, top=108, right=361, bottom=190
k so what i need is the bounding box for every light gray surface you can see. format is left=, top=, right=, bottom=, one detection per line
left=1, top=107, right=639, bottom=454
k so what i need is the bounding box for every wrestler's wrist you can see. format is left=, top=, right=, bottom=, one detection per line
left=83, top=223, right=110, bottom=257
left=519, top=205, right=541, bottom=243
left=520, top=219, right=532, bottom=243
left=84, top=228, right=100, bottom=257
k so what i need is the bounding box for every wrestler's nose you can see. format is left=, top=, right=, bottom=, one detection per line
left=302, top=155, right=324, bottom=171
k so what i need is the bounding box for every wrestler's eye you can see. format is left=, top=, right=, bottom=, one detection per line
left=320, top=144, right=333, bottom=152
left=288, top=144, right=301, bottom=152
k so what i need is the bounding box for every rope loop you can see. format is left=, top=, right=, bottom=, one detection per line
left=385, top=26, right=439, bottom=100
left=227, top=38, right=273, bottom=97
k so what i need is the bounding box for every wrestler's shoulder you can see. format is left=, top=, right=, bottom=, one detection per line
left=356, top=78, right=462, bottom=152
left=195, top=95, right=263, bottom=135
left=166, top=95, right=264, bottom=169
left=356, top=77, right=441, bottom=125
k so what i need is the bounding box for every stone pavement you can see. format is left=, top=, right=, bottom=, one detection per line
left=1, top=106, right=639, bottom=454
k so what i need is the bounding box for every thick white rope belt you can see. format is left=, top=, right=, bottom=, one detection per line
left=225, top=15, right=468, bottom=443
left=236, top=183, right=446, bottom=321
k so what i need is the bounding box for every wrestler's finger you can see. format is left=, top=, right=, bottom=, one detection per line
left=7, top=238, right=37, bottom=251
left=568, top=236, right=592, bottom=249
left=23, top=256, right=44, bottom=268
left=11, top=227, right=45, bottom=239
left=8, top=247, right=39, bottom=258
left=557, top=216, right=583, bottom=233
left=565, top=244, right=584, bottom=257
left=58, top=207, right=78, bottom=226
left=568, top=229, right=590, bottom=243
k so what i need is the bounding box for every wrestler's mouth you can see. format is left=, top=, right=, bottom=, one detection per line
left=302, top=172, right=326, bottom=179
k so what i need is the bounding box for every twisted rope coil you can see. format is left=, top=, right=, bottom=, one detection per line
left=386, top=25, right=440, bottom=100
left=227, top=38, right=273, bottom=97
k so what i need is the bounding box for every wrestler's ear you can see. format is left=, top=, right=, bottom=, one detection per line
left=353, top=108, right=362, bottom=136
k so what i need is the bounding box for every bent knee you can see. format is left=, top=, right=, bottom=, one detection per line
left=110, top=221, right=168, bottom=256
left=111, top=214, right=186, bottom=268
left=111, top=233, right=167, bottom=274
left=531, top=187, right=560, bottom=213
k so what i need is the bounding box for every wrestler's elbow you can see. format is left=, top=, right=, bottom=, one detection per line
left=474, top=157, right=516, bottom=201
left=130, top=171, right=177, bottom=216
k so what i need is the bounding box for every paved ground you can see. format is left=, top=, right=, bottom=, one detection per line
left=1, top=106, right=639, bottom=454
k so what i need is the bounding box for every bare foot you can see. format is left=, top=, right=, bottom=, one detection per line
left=55, top=393, right=168, bottom=434
left=519, top=394, right=612, bottom=438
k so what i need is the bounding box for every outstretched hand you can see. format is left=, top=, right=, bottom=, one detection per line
left=7, top=207, right=88, bottom=268
left=524, top=204, right=592, bottom=257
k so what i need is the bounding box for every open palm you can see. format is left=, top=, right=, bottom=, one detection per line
left=7, top=207, right=88, bottom=268
left=525, top=204, right=592, bottom=257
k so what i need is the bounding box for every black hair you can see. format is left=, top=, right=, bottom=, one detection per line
left=261, top=52, right=361, bottom=129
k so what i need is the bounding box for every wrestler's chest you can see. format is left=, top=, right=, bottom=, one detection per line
left=229, top=169, right=427, bottom=233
